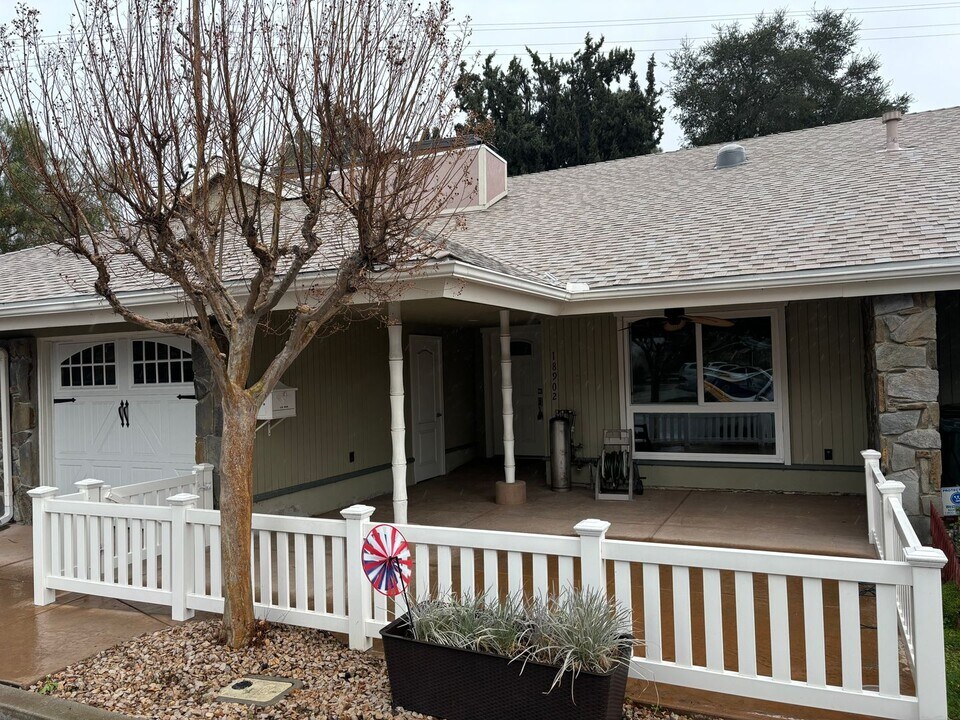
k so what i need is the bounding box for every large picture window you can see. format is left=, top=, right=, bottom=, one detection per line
left=625, top=310, right=785, bottom=462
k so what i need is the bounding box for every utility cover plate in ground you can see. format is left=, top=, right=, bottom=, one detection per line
left=216, top=675, right=302, bottom=707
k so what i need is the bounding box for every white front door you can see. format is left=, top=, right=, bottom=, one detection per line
left=52, top=335, right=198, bottom=492
left=409, top=335, right=445, bottom=482
left=488, top=326, right=545, bottom=457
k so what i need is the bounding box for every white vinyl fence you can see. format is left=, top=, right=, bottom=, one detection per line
left=29, top=456, right=948, bottom=720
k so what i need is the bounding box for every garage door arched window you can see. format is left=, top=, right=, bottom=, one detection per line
left=60, top=342, right=117, bottom=388
left=132, top=340, right=194, bottom=385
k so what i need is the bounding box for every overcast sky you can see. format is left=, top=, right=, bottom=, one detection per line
left=3, top=0, right=958, bottom=150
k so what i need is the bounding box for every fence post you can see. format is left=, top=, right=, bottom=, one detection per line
left=903, top=546, right=948, bottom=720
left=27, top=486, right=59, bottom=606
left=861, top=449, right=881, bottom=544
left=167, top=493, right=199, bottom=621
left=878, top=480, right=905, bottom=561
left=341, top=504, right=376, bottom=651
left=192, top=464, right=215, bottom=510
left=75, top=478, right=105, bottom=502
left=575, top=519, right=611, bottom=594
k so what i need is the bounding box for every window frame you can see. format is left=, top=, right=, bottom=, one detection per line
left=621, top=306, right=789, bottom=464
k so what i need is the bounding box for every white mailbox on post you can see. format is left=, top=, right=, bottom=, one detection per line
left=258, top=382, right=297, bottom=421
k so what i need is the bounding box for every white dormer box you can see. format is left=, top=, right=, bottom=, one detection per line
left=258, top=382, right=297, bottom=421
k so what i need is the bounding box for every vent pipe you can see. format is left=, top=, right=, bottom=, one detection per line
left=882, top=110, right=903, bottom=151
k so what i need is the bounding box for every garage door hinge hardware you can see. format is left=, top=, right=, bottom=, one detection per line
left=54, top=398, right=76, bottom=404
left=177, top=394, right=196, bottom=400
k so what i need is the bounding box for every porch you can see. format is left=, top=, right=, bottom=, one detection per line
left=339, top=459, right=874, bottom=559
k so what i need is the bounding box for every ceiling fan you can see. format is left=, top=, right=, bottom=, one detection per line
left=657, top=308, right=734, bottom=331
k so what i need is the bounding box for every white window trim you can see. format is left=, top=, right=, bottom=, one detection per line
left=621, top=306, right=789, bottom=464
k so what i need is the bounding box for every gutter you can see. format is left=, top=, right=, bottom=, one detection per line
left=0, top=348, right=12, bottom=526
left=2, top=255, right=960, bottom=328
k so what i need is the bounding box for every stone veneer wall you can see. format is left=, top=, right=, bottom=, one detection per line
left=867, top=293, right=940, bottom=535
left=0, top=338, right=39, bottom=522
left=192, top=341, right=222, bottom=506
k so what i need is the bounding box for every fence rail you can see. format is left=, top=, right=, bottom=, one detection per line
left=28, top=454, right=950, bottom=720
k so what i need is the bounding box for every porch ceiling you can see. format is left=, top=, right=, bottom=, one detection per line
left=391, top=298, right=542, bottom=328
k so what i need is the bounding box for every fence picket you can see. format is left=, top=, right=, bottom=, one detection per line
left=161, top=522, right=172, bottom=590
left=50, top=513, right=61, bottom=580
left=673, top=566, right=693, bottom=666
left=703, top=568, right=724, bottom=672
left=460, top=548, right=475, bottom=597
left=767, top=573, right=790, bottom=680
left=130, top=519, right=142, bottom=587
left=258, top=530, right=272, bottom=605
left=483, top=549, right=498, bottom=599
left=437, top=545, right=452, bottom=599
left=507, top=551, right=523, bottom=597
left=208, top=524, right=221, bottom=597
left=193, top=524, right=205, bottom=596
left=734, top=571, right=756, bottom=676
left=802, top=577, right=826, bottom=686
left=558, top=555, right=574, bottom=591
left=64, top=514, right=74, bottom=579
left=312, top=535, right=327, bottom=614
left=145, top=521, right=157, bottom=589
left=643, top=563, right=662, bottom=662
left=294, top=533, right=308, bottom=611
left=838, top=580, right=862, bottom=692
left=331, top=536, right=345, bottom=616
left=531, top=554, right=548, bottom=599
left=103, top=515, right=114, bottom=584
left=416, top=544, right=431, bottom=599
left=116, top=518, right=128, bottom=586
left=277, top=532, right=290, bottom=609
left=876, top=583, right=900, bottom=696
left=89, top=515, right=101, bottom=582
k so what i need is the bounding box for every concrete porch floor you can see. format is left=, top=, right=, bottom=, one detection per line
left=354, top=460, right=874, bottom=558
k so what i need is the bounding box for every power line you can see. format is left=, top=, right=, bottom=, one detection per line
left=467, top=23, right=960, bottom=50
left=469, top=1, right=960, bottom=31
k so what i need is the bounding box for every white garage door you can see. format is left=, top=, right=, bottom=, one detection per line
left=52, top=335, right=198, bottom=492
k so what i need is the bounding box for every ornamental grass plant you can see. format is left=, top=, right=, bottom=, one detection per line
left=407, top=588, right=634, bottom=693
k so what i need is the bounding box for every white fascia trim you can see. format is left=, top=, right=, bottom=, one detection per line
left=4, top=256, right=960, bottom=331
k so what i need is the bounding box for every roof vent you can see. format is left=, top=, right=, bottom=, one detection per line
left=715, top=144, right=747, bottom=169
left=882, top=109, right=903, bottom=151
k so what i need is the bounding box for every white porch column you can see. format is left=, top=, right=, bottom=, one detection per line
left=495, top=309, right=525, bottom=505
left=388, top=302, right=408, bottom=524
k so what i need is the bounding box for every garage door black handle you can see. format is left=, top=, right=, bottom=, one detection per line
left=118, top=400, right=129, bottom=428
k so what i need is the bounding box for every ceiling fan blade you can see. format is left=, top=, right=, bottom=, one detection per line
left=663, top=318, right=688, bottom=332
left=685, top=315, right=734, bottom=327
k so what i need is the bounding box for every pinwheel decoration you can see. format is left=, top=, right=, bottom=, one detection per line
left=362, top=523, right=412, bottom=597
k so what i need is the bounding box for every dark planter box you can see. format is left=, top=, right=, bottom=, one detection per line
left=380, top=615, right=631, bottom=720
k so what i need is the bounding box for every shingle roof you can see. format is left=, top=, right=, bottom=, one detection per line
left=1, top=107, right=958, bottom=312
left=449, top=106, right=960, bottom=289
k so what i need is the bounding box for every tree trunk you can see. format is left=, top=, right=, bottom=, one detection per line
left=218, top=388, right=258, bottom=648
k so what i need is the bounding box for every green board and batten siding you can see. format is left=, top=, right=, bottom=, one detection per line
left=785, top=298, right=869, bottom=467
left=538, top=299, right=867, bottom=492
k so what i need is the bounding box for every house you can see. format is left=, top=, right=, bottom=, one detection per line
left=1, top=108, right=958, bottom=536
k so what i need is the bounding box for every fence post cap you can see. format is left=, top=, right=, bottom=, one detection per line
left=74, top=478, right=105, bottom=488
left=877, top=480, right=906, bottom=495
left=340, top=504, right=376, bottom=521
left=903, top=546, right=947, bottom=569
left=861, top=449, right=882, bottom=460
left=574, top=519, right=611, bottom=537
left=192, top=463, right=215, bottom=472
left=166, top=493, right=200, bottom=506
left=27, top=486, right=59, bottom=498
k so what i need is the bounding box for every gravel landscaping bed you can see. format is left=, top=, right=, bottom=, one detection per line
left=32, top=620, right=699, bottom=720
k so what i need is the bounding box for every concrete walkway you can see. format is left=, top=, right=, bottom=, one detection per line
left=0, top=524, right=177, bottom=688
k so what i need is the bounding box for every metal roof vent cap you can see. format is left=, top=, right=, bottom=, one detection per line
left=715, top=143, right=747, bottom=169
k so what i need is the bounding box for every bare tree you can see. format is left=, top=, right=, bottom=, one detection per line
left=0, top=0, right=470, bottom=647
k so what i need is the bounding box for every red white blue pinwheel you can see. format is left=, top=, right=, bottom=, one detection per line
left=362, top=524, right=412, bottom=597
